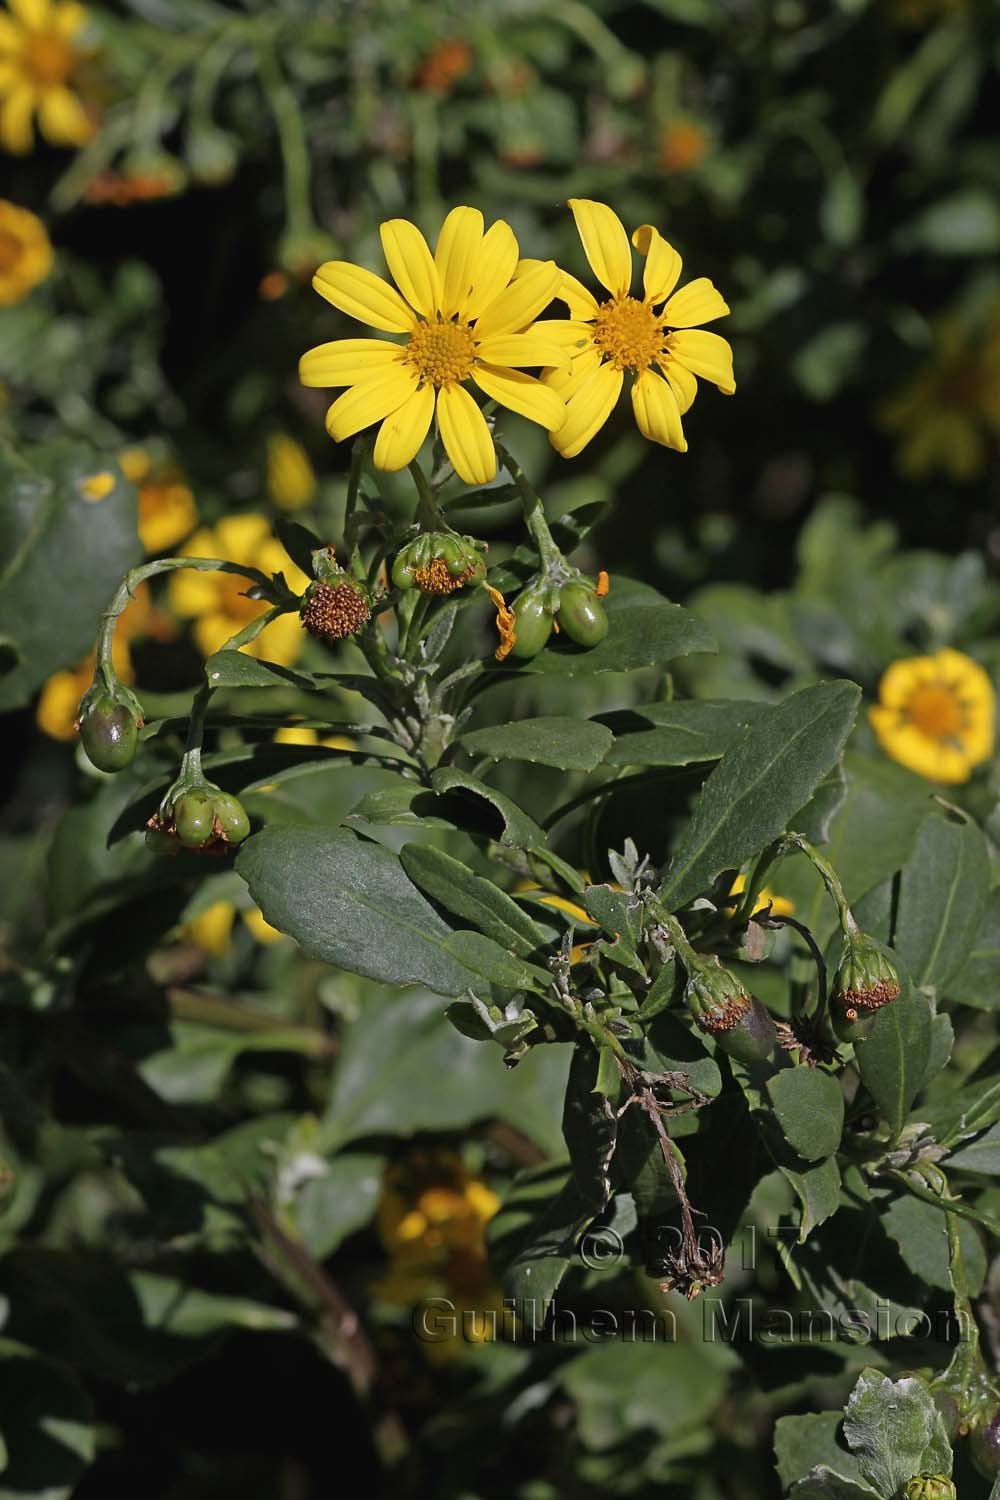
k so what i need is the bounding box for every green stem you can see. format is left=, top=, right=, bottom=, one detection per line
left=656, top=910, right=706, bottom=977
left=408, top=457, right=447, bottom=532
left=743, top=833, right=857, bottom=937
left=256, top=43, right=314, bottom=240
left=494, top=440, right=564, bottom=575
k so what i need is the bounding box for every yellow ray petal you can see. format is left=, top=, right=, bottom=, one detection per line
left=473, top=260, right=559, bottom=340
left=169, top=566, right=218, bottom=619
left=435, top=206, right=484, bottom=318
left=8, top=0, right=50, bottom=26
left=54, top=2, right=88, bottom=37
left=555, top=270, right=600, bottom=320
left=474, top=333, right=569, bottom=368
left=657, top=358, right=697, bottom=415
left=471, top=363, right=565, bottom=432
left=312, top=261, right=416, bottom=334
left=631, top=369, right=687, bottom=452
left=215, top=513, right=270, bottom=561
left=666, top=329, right=735, bottom=394
left=632, top=224, right=683, bottom=306
left=530, top=318, right=594, bottom=351
left=299, top=337, right=403, bottom=387
left=662, top=277, right=730, bottom=328
left=437, top=383, right=496, bottom=485
left=373, top=383, right=436, bottom=471
left=1, top=85, right=36, bottom=155
left=877, top=656, right=936, bottom=710
left=325, top=364, right=419, bottom=442
left=568, top=199, right=632, bottom=298
left=379, top=218, right=443, bottom=320
left=544, top=346, right=602, bottom=398
left=550, top=362, right=623, bottom=459
left=463, top=219, right=519, bottom=322
left=38, top=85, right=91, bottom=145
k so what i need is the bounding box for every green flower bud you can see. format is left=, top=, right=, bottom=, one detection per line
left=393, top=531, right=486, bottom=594
left=831, top=932, right=901, bottom=1043
left=79, top=695, right=139, bottom=772
left=510, top=588, right=554, bottom=660
left=172, top=790, right=217, bottom=848
left=903, top=1476, right=956, bottom=1500
left=557, top=581, right=608, bottom=648
left=685, top=963, right=777, bottom=1064
left=211, top=791, right=251, bottom=846
left=970, top=1411, right=1000, bottom=1480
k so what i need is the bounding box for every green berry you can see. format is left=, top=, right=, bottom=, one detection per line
left=391, top=553, right=418, bottom=590
left=211, top=791, right=251, bottom=845
left=557, top=582, right=608, bottom=648
left=510, top=590, right=554, bottom=660
left=79, top=695, right=138, bottom=772
left=172, top=790, right=217, bottom=848
left=686, top=964, right=776, bottom=1064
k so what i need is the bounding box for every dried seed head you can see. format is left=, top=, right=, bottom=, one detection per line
left=301, top=581, right=370, bottom=642
left=413, top=558, right=476, bottom=594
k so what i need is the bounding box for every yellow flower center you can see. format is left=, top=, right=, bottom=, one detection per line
left=24, top=31, right=74, bottom=86
left=905, top=681, right=965, bottom=741
left=0, top=231, right=22, bottom=273
left=404, top=318, right=476, bottom=386
left=592, top=295, right=667, bottom=373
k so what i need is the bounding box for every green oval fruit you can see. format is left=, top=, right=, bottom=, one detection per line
left=714, top=995, right=777, bottom=1065
left=211, top=791, right=251, bottom=845
left=970, top=1412, right=1000, bottom=1479
left=832, top=1004, right=879, bottom=1044
left=557, top=583, right=608, bottom=647
left=172, top=790, right=217, bottom=848
left=80, top=696, right=138, bottom=772
left=511, top=590, right=554, bottom=660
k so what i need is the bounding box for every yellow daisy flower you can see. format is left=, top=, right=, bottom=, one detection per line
left=0, top=198, right=52, bottom=303
left=299, top=206, right=567, bottom=485
left=273, top=725, right=355, bottom=751
left=869, top=648, right=996, bottom=785
left=266, top=432, right=317, bottom=511
left=168, top=514, right=308, bottom=666
left=540, top=198, right=735, bottom=458
left=879, top=313, right=1000, bottom=482
left=179, top=900, right=285, bottom=955
left=0, top=0, right=94, bottom=154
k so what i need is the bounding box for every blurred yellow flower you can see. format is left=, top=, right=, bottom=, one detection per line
left=120, top=449, right=198, bottom=553
left=879, top=315, right=1000, bottom=481
left=869, top=648, right=996, bottom=784
left=168, top=514, right=308, bottom=665
left=267, top=432, right=317, bottom=511
left=726, top=870, right=795, bottom=919
left=0, top=0, right=94, bottom=154
left=657, top=118, right=709, bottom=175
left=0, top=198, right=52, bottom=304
left=35, top=582, right=160, bottom=741
left=180, top=900, right=284, bottom=955
left=540, top=199, right=734, bottom=458
left=299, top=206, right=566, bottom=484
left=273, top=725, right=355, bottom=751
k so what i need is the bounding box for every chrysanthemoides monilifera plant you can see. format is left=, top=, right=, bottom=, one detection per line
left=71, top=203, right=997, bottom=1495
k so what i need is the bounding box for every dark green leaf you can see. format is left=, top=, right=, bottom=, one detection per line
left=774, top=1412, right=867, bottom=1493
left=601, top=699, right=766, bottom=767
left=661, top=681, right=861, bottom=910
left=458, top=715, right=613, bottom=771
left=510, top=576, right=715, bottom=676
left=945, top=888, right=1000, bottom=1009
left=430, top=767, right=546, bottom=848
left=237, top=826, right=475, bottom=995
left=842, top=1368, right=952, bottom=1496
left=400, top=844, right=546, bottom=956
left=0, top=1338, right=95, bottom=1500
left=766, top=1068, right=845, bottom=1162
left=487, top=1165, right=594, bottom=1326
left=894, top=813, right=990, bottom=992
left=856, top=986, right=933, bottom=1136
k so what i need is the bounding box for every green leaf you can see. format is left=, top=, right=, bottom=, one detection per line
left=842, top=1368, right=952, bottom=1496
left=487, top=1165, right=594, bottom=1326
left=0, top=445, right=142, bottom=710
left=788, top=1473, right=881, bottom=1499
left=661, top=681, right=861, bottom=910
left=774, top=1412, right=868, bottom=1493
left=236, top=826, right=475, bottom=996
left=856, top=986, right=933, bottom=1136
left=203, top=649, right=321, bottom=691
left=510, top=576, right=715, bottom=676
left=273, top=516, right=322, bottom=578
left=944, top=888, right=1000, bottom=1008
left=947, top=1121, right=1000, bottom=1176
left=779, top=1155, right=842, bottom=1241
left=894, top=813, right=990, bottom=992
left=767, top=1068, right=845, bottom=1162
left=0, top=1339, right=95, bottom=1500
left=923, top=1079, right=1000, bottom=1148
left=557, top=1338, right=730, bottom=1449
left=293, top=1152, right=384, bottom=1261
left=429, top=767, right=546, bottom=848
left=562, top=1044, right=619, bottom=1208
left=600, top=699, right=767, bottom=767
left=882, top=1192, right=985, bottom=1294
left=443, top=930, right=552, bottom=993
left=129, top=1272, right=296, bottom=1337
left=458, top=715, right=613, bottom=771
left=400, top=845, right=546, bottom=956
